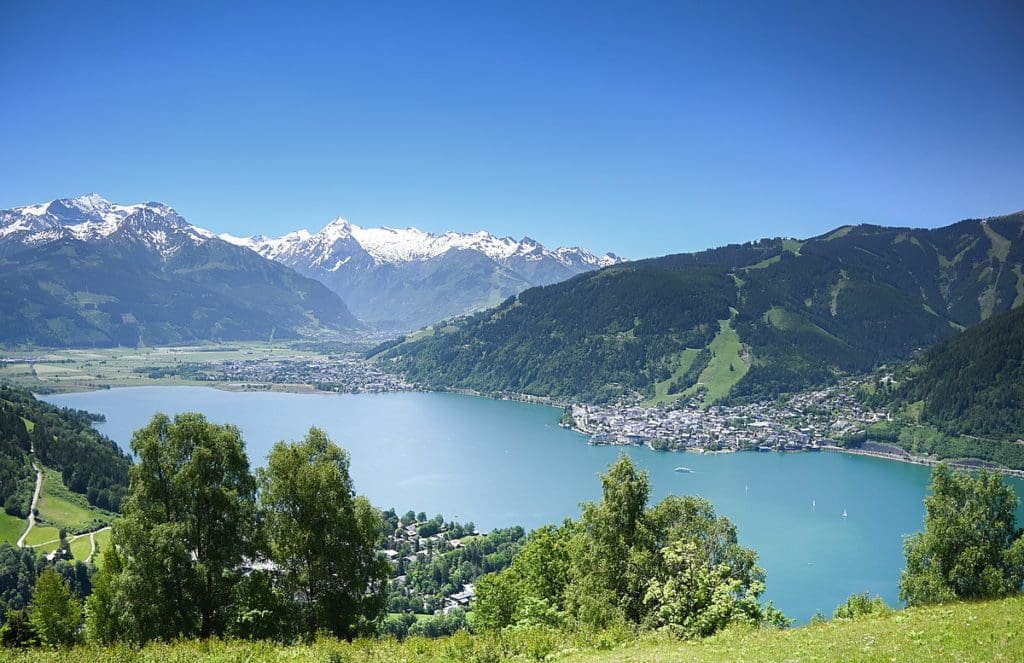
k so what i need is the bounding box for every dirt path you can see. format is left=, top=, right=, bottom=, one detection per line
left=16, top=462, right=43, bottom=548
left=84, top=525, right=110, bottom=563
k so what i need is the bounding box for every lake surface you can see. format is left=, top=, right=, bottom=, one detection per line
left=42, top=386, right=1024, bottom=623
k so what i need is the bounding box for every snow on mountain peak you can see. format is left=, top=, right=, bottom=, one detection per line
left=2, top=196, right=624, bottom=273
left=0, top=195, right=200, bottom=256
left=237, top=214, right=625, bottom=269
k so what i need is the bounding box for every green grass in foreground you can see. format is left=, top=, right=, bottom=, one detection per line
left=0, top=512, right=26, bottom=546
left=4, top=595, right=1022, bottom=662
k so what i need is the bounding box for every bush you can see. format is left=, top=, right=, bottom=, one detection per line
left=832, top=593, right=891, bottom=619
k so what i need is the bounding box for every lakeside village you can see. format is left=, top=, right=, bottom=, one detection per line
left=563, top=381, right=889, bottom=454
left=141, top=353, right=414, bottom=393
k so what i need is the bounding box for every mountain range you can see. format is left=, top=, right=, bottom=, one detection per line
left=0, top=195, right=360, bottom=346
left=221, top=219, right=622, bottom=330
left=375, top=212, right=1024, bottom=404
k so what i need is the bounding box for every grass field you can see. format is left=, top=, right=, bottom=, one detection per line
left=69, top=534, right=94, bottom=561
left=688, top=318, right=748, bottom=404
left=0, top=512, right=27, bottom=546
left=2, top=595, right=1021, bottom=662
left=646, top=348, right=701, bottom=405
left=91, top=527, right=113, bottom=567
left=0, top=342, right=322, bottom=393
left=22, top=524, right=61, bottom=549
left=35, top=466, right=117, bottom=533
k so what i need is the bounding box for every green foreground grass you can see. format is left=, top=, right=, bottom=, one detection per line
left=4, top=595, right=1022, bottom=662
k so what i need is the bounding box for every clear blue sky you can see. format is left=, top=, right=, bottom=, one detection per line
left=2, top=1, right=1022, bottom=258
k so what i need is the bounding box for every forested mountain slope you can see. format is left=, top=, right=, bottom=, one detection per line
left=377, top=212, right=1024, bottom=403
left=0, top=384, right=131, bottom=515
left=879, top=305, right=1024, bottom=442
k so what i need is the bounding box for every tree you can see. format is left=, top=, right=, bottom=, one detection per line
left=0, top=609, right=38, bottom=648
left=832, top=593, right=890, bottom=619
left=570, top=454, right=651, bottom=626
left=29, top=568, right=81, bottom=647
left=259, top=427, right=389, bottom=639
left=0, top=544, right=37, bottom=614
left=104, top=413, right=259, bottom=641
left=474, top=454, right=781, bottom=637
left=900, top=464, right=1024, bottom=606
left=642, top=539, right=765, bottom=638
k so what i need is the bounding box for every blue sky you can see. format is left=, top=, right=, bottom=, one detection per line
left=1, top=1, right=1022, bottom=258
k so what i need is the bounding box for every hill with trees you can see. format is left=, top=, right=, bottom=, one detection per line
left=0, top=384, right=131, bottom=516
left=889, top=305, right=1024, bottom=442
left=376, top=212, right=1024, bottom=403
left=0, top=195, right=361, bottom=347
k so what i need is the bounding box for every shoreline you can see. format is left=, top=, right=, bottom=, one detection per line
left=819, top=445, right=1024, bottom=479
left=27, top=377, right=1024, bottom=479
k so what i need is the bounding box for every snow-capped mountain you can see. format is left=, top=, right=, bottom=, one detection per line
left=221, top=218, right=623, bottom=330
left=0, top=193, right=213, bottom=258
left=0, top=195, right=360, bottom=346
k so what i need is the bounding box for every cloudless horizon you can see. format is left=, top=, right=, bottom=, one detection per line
left=2, top=1, right=1022, bottom=258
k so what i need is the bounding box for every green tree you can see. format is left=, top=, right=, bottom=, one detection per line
left=104, top=413, right=259, bottom=641
left=472, top=571, right=522, bottom=630
left=84, top=548, right=125, bottom=645
left=474, top=454, right=780, bottom=637
left=832, top=592, right=890, bottom=619
left=570, top=454, right=650, bottom=626
left=900, top=464, right=1024, bottom=606
left=259, top=427, right=389, bottom=639
left=0, top=609, right=39, bottom=648
left=642, top=539, right=765, bottom=638
left=29, top=567, right=81, bottom=647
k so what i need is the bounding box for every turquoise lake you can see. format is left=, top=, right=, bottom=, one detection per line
left=42, top=386, right=1024, bottom=623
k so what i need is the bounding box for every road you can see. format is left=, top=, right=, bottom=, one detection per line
left=15, top=462, right=43, bottom=548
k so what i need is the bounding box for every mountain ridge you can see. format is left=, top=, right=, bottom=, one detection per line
left=220, top=216, right=623, bottom=330
left=377, top=211, right=1024, bottom=403
left=0, top=195, right=361, bottom=347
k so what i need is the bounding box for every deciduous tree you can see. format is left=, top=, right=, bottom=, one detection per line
left=260, top=427, right=388, bottom=639
left=900, top=464, right=1024, bottom=605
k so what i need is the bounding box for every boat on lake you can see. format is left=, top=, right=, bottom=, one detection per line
left=674, top=466, right=693, bottom=473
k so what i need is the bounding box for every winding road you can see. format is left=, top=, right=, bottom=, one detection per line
left=15, top=462, right=43, bottom=548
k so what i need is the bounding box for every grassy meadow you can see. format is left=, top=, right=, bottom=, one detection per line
left=1, top=595, right=1020, bottom=662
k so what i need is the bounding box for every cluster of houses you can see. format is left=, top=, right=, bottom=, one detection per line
left=567, top=380, right=888, bottom=453
left=380, top=520, right=480, bottom=614
left=200, top=353, right=413, bottom=393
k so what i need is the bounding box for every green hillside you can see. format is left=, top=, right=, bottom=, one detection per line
left=0, top=235, right=360, bottom=348
left=378, top=213, right=1024, bottom=403
left=0, top=384, right=131, bottom=517
left=6, top=594, right=1022, bottom=661
left=855, top=304, right=1024, bottom=463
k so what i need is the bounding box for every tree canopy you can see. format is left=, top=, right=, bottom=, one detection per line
left=900, top=464, right=1024, bottom=606
left=473, top=454, right=785, bottom=636
left=259, top=427, right=389, bottom=639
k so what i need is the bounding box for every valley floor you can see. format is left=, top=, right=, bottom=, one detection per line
left=4, top=595, right=1022, bottom=662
